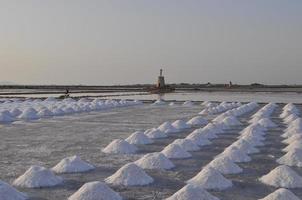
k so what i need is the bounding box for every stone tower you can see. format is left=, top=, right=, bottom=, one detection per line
left=157, top=69, right=165, bottom=88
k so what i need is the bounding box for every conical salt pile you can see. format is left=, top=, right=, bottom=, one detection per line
left=13, top=165, right=63, bottom=188
left=284, top=114, right=299, bottom=124
left=52, top=155, right=95, bottom=173
left=186, top=132, right=212, bottom=146
left=207, top=157, right=243, bottom=175
left=231, top=139, right=260, bottom=154
left=144, top=128, right=167, bottom=139
left=218, top=146, right=251, bottom=163
left=68, top=181, right=122, bottom=200
left=105, top=163, right=153, bottom=186
left=222, top=116, right=242, bottom=126
left=125, top=131, right=153, bottom=144
left=161, top=144, right=192, bottom=159
left=259, top=188, right=301, bottom=200
left=18, top=108, right=39, bottom=120
left=158, top=122, right=179, bottom=133
left=277, top=149, right=302, bottom=167
left=172, top=139, right=200, bottom=151
left=256, top=118, right=278, bottom=128
left=102, top=139, right=137, bottom=154
left=187, top=167, right=232, bottom=190
left=259, top=165, right=302, bottom=188
left=172, top=120, right=191, bottom=129
left=283, top=140, right=302, bottom=152
left=187, top=116, right=208, bottom=126
left=0, top=180, right=28, bottom=200
left=135, top=152, right=175, bottom=170
left=166, top=184, right=220, bottom=200
left=283, top=134, right=302, bottom=144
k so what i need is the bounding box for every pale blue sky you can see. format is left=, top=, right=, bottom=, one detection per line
left=0, top=0, right=301, bottom=85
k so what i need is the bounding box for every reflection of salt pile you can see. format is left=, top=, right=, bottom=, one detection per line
left=171, top=139, right=200, bottom=151
left=18, top=108, right=39, bottom=120
left=52, top=155, right=95, bottom=173
left=166, top=184, right=220, bottom=200
left=207, top=157, right=243, bottom=174
left=259, top=188, right=301, bottom=200
left=13, top=165, right=63, bottom=188
left=158, top=122, right=179, bottom=134
left=0, top=180, right=28, bottom=200
left=105, top=163, right=153, bottom=186
left=135, top=152, right=175, bottom=170
left=102, top=139, right=137, bottom=154
left=125, top=131, right=153, bottom=144
left=187, top=167, right=232, bottom=190
left=172, top=120, right=191, bottom=129
left=277, top=149, right=302, bottom=167
left=161, top=144, right=192, bottom=159
left=68, top=181, right=122, bottom=200
left=183, top=101, right=194, bottom=106
left=187, top=116, right=208, bottom=126
left=259, top=165, right=302, bottom=188
left=144, top=128, right=167, bottom=139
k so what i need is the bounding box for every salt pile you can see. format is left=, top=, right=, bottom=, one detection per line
left=144, top=128, right=167, bottom=139
left=102, top=139, right=137, bottom=154
left=259, top=188, right=301, bottom=200
left=151, top=99, right=166, bottom=106
left=186, top=132, right=212, bottom=146
left=218, top=146, right=251, bottom=163
left=10, top=108, right=22, bottom=117
left=221, top=116, right=242, bottom=126
left=135, top=152, right=175, bottom=170
left=283, top=140, right=302, bottom=152
left=183, top=101, right=194, bottom=106
left=166, top=184, right=220, bottom=200
left=161, top=144, right=192, bottom=159
left=0, top=180, right=28, bottom=200
left=18, top=108, right=39, bottom=120
left=105, top=163, right=153, bottom=186
left=158, top=122, right=179, bottom=133
left=231, top=139, right=260, bottom=154
left=68, top=181, right=122, bottom=200
left=52, top=155, right=95, bottom=173
left=259, top=165, right=302, bottom=188
left=125, top=131, right=153, bottom=144
left=256, top=118, right=278, bottom=128
left=207, top=157, right=243, bottom=175
left=13, top=165, right=63, bottom=188
left=277, top=149, right=302, bottom=167
left=187, top=116, right=208, bottom=126
left=0, top=111, right=14, bottom=123
left=283, top=134, right=302, bottom=144
left=169, top=102, right=175, bottom=106
left=284, top=114, right=299, bottom=124
left=172, top=139, right=200, bottom=151
left=187, top=167, right=232, bottom=190
left=172, top=119, right=191, bottom=129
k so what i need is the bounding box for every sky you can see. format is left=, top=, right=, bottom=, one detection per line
left=0, top=0, right=301, bottom=85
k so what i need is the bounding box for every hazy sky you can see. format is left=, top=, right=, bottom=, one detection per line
left=0, top=0, right=302, bottom=85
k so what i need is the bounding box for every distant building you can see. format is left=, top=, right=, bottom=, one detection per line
left=156, top=69, right=165, bottom=88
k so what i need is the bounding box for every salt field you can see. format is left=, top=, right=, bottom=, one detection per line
left=1, top=98, right=302, bottom=199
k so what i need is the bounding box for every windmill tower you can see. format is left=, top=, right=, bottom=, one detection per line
left=156, top=69, right=165, bottom=88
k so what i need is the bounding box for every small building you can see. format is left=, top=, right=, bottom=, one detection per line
left=156, top=69, right=165, bottom=88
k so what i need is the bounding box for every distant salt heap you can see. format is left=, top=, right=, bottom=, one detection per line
left=256, top=118, right=278, bottom=128
left=283, top=140, right=302, bottom=152
left=105, top=163, right=153, bottom=186
left=207, top=157, right=243, bottom=175
left=0, top=180, right=28, bottom=200
left=231, top=139, right=260, bottom=154
left=166, top=184, right=220, bottom=200
left=13, top=165, right=63, bottom=188
left=10, top=108, right=22, bottom=117
left=135, top=152, right=175, bottom=170
left=158, top=122, right=179, bottom=134
left=125, top=131, right=153, bottom=145
left=187, top=167, right=232, bottom=190
left=102, top=139, right=137, bottom=154
left=277, top=149, right=302, bottom=167
left=169, top=102, right=175, bottom=106
left=284, top=114, right=299, bottom=124
left=144, top=128, right=167, bottom=139
left=37, top=108, right=53, bottom=118
left=0, top=111, right=14, bottom=123
left=191, top=128, right=218, bottom=139
left=172, top=139, right=200, bottom=151
left=259, top=188, right=301, bottom=200
left=161, top=144, right=192, bottom=159
left=187, top=116, right=208, bottom=126
left=52, top=155, right=95, bottom=173
left=221, top=116, right=242, bottom=126
left=172, top=119, right=191, bottom=129
left=18, top=108, right=39, bottom=120
left=259, top=165, right=302, bottom=188
left=183, top=101, right=194, bottom=106
left=218, top=146, right=251, bottom=163
left=186, top=132, right=212, bottom=146
left=68, top=181, right=122, bottom=200
left=283, top=134, right=302, bottom=144
left=152, top=99, right=166, bottom=106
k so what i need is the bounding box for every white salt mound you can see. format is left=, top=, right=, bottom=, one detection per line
left=105, top=163, right=153, bottom=186
left=259, top=165, right=302, bottom=188
left=135, top=152, right=175, bottom=170
left=0, top=180, right=28, bottom=200
left=218, top=146, right=251, bottom=163
left=186, top=132, right=212, bottom=146
left=161, top=144, right=192, bottom=159
left=222, top=116, right=242, bottom=126
left=187, top=116, right=208, bottom=126
left=166, top=184, right=220, bottom=200
left=68, top=181, right=122, bottom=200
left=144, top=128, right=167, bottom=139
left=52, top=155, right=95, bottom=173
left=283, top=140, right=302, bottom=152
left=125, top=131, right=153, bottom=144
left=257, top=118, right=278, bottom=128
left=283, top=134, right=302, bottom=144
left=259, top=188, right=301, bottom=200
left=208, top=157, right=243, bottom=175
left=13, top=165, right=63, bottom=188
left=187, top=167, right=232, bottom=190
left=277, top=149, right=302, bottom=167
left=18, top=108, right=39, bottom=120
left=158, top=122, right=179, bottom=133
left=172, top=120, right=191, bottom=129
left=172, top=139, right=200, bottom=151
left=183, top=101, right=194, bottom=106
left=102, top=139, right=137, bottom=154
